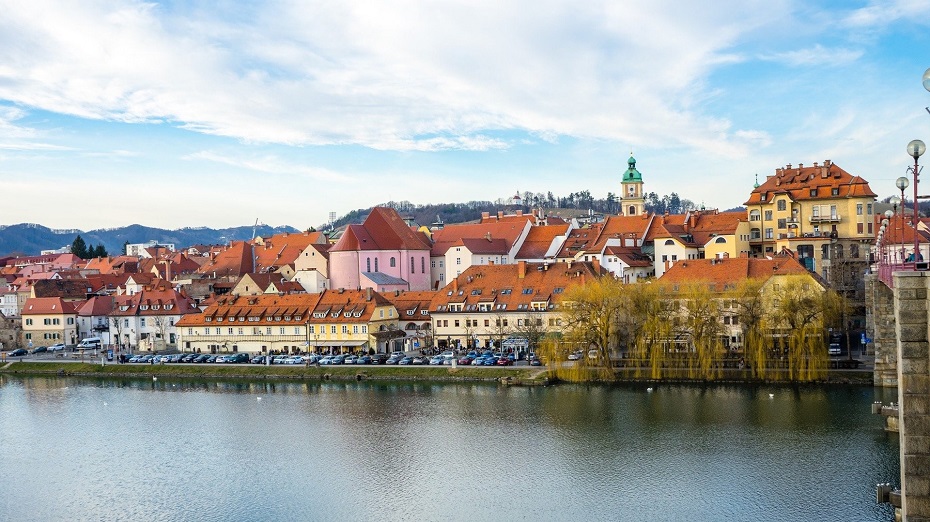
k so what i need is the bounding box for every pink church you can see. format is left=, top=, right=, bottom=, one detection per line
left=328, top=207, right=432, bottom=292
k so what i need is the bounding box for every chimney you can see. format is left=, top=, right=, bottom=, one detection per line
left=518, top=261, right=526, bottom=279
left=592, top=258, right=600, bottom=273
left=482, top=212, right=490, bottom=220
left=498, top=211, right=503, bottom=219
left=452, top=277, right=458, bottom=293
left=516, top=210, right=523, bottom=216
left=366, top=287, right=372, bottom=301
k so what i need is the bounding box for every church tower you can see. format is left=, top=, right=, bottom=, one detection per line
left=620, top=154, right=645, bottom=216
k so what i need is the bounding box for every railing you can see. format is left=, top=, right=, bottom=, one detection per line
left=877, top=262, right=919, bottom=288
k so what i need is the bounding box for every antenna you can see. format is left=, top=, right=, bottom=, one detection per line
left=251, top=218, right=259, bottom=240
left=328, top=212, right=336, bottom=230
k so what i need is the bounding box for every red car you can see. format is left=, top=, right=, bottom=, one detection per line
left=496, top=356, right=513, bottom=366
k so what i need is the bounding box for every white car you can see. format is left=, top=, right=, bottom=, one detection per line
left=567, top=351, right=582, bottom=361
left=440, top=350, right=456, bottom=360
left=47, top=343, right=66, bottom=352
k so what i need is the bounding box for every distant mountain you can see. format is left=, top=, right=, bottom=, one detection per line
left=0, top=223, right=301, bottom=256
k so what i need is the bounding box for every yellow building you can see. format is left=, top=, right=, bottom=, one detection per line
left=744, top=160, right=876, bottom=280
left=21, top=297, right=78, bottom=348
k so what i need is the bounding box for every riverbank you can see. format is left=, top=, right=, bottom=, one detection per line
left=0, top=360, right=874, bottom=385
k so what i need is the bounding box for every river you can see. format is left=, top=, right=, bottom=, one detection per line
left=0, top=376, right=899, bottom=521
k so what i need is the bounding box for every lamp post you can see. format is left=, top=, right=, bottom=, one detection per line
left=889, top=197, right=901, bottom=262
left=885, top=209, right=895, bottom=262
left=907, top=139, right=926, bottom=262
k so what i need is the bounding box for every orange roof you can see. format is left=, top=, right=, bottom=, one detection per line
left=253, top=231, right=327, bottom=271
left=515, top=224, right=569, bottom=259
left=745, top=160, right=876, bottom=206
left=647, top=210, right=746, bottom=246
left=196, top=241, right=255, bottom=277
left=177, top=293, right=323, bottom=327
left=381, top=290, right=438, bottom=321
left=330, top=207, right=431, bottom=252
left=659, top=256, right=814, bottom=288
left=430, top=261, right=606, bottom=311
left=430, top=221, right=528, bottom=257
left=556, top=215, right=652, bottom=258
left=22, top=297, right=78, bottom=315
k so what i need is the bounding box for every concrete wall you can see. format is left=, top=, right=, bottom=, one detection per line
left=867, top=274, right=899, bottom=387
left=893, top=271, right=930, bottom=521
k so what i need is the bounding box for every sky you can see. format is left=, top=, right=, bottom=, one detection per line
left=1, top=0, right=929, bottom=231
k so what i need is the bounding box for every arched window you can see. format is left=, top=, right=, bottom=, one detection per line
left=715, top=237, right=726, bottom=244
left=664, top=239, right=674, bottom=246
left=374, top=258, right=379, bottom=272
left=629, top=205, right=636, bottom=215
left=390, top=257, right=396, bottom=268
left=366, top=258, right=371, bottom=272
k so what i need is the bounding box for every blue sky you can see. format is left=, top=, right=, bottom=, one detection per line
left=1, top=0, right=929, bottom=230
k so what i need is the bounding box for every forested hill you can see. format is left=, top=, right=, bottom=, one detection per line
left=0, top=223, right=299, bottom=257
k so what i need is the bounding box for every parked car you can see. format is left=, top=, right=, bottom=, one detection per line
left=370, top=354, right=388, bottom=365
left=344, top=355, right=359, bottom=365
left=429, top=356, right=444, bottom=365
left=496, top=357, right=513, bottom=366
left=457, top=356, right=474, bottom=365
left=8, top=348, right=27, bottom=357
left=529, top=357, right=542, bottom=367
left=357, top=355, right=373, bottom=365
left=331, top=355, right=346, bottom=365
left=47, top=343, right=66, bottom=352
left=413, top=356, right=429, bottom=365
left=31, top=346, right=48, bottom=354
left=567, top=351, right=582, bottom=361
left=398, top=356, right=413, bottom=365
left=440, top=350, right=456, bottom=360
left=193, top=354, right=211, bottom=363
left=319, top=356, right=335, bottom=365
left=386, top=355, right=403, bottom=365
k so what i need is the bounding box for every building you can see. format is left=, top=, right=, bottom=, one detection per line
left=620, top=155, right=646, bottom=216
left=21, top=297, right=78, bottom=348
left=429, top=260, right=605, bottom=352
left=744, top=160, right=876, bottom=277
left=328, top=207, right=432, bottom=292
left=648, top=210, right=751, bottom=278
left=108, top=282, right=200, bottom=351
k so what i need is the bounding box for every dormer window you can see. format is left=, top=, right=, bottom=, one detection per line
left=831, top=187, right=839, bottom=196
left=810, top=188, right=817, bottom=197
left=284, top=316, right=291, bottom=321
left=120, top=305, right=129, bottom=311
left=152, top=304, right=160, bottom=310
left=206, top=317, right=212, bottom=322
left=165, top=304, right=173, bottom=310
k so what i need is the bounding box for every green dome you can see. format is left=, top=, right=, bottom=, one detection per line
left=623, top=155, right=642, bottom=182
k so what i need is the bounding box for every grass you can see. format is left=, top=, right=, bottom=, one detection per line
left=0, top=361, right=550, bottom=385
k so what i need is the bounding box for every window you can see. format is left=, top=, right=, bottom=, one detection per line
left=857, top=223, right=863, bottom=234
left=456, top=258, right=461, bottom=265
left=832, top=187, right=839, bottom=196
left=764, top=210, right=773, bottom=220
left=366, top=258, right=371, bottom=272
left=777, top=219, right=786, bottom=229
left=810, top=188, right=817, bottom=197
left=353, top=325, right=359, bottom=334
left=361, top=326, right=367, bottom=334
left=25, top=318, right=32, bottom=325
left=308, top=325, right=315, bottom=334
left=765, top=228, right=773, bottom=239
left=454, top=320, right=460, bottom=327
left=330, top=325, right=337, bottom=334
left=856, top=204, right=863, bottom=215
left=431, top=260, right=436, bottom=268
left=867, top=204, right=873, bottom=215
left=215, top=328, right=221, bottom=335
left=749, top=210, right=760, bottom=221
left=421, top=258, right=425, bottom=273
left=390, top=257, right=396, bottom=268
left=266, top=327, right=272, bottom=335
left=140, top=318, right=146, bottom=327
left=777, top=200, right=786, bottom=211
left=374, top=259, right=379, bottom=272
left=228, top=327, right=234, bottom=335
left=411, top=257, right=415, bottom=272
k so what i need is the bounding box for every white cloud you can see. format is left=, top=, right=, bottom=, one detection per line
left=184, top=150, right=352, bottom=182
left=759, top=44, right=863, bottom=67
left=842, top=0, right=930, bottom=28
left=0, top=0, right=786, bottom=157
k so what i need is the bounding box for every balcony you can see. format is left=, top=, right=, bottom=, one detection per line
left=809, top=214, right=841, bottom=223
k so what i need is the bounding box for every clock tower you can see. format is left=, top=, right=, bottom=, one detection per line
left=620, top=154, right=645, bottom=216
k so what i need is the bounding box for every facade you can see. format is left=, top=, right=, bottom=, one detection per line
left=648, top=210, right=752, bottom=278
left=108, top=283, right=200, bottom=351
left=744, top=160, right=876, bottom=279
left=328, top=207, right=432, bottom=292
left=382, top=290, right=436, bottom=352
left=177, top=289, right=400, bottom=355
left=21, top=297, right=78, bottom=348
left=658, top=255, right=823, bottom=351
left=429, top=260, right=605, bottom=352
left=75, top=296, right=114, bottom=345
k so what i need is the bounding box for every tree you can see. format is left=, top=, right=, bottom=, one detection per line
left=71, top=235, right=88, bottom=258
left=512, top=311, right=548, bottom=353
left=91, top=244, right=108, bottom=258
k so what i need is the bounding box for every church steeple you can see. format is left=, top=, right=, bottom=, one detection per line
left=620, top=153, right=645, bottom=216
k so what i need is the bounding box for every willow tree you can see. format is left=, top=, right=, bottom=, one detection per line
left=554, top=276, right=626, bottom=381
left=733, top=278, right=770, bottom=379
left=634, top=284, right=677, bottom=380
left=680, top=282, right=724, bottom=380
left=767, top=275, right=837, bottom=381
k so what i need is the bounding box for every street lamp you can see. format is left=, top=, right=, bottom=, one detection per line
left=889, top=198, right=901, bottom=262
left=907, top=139, right=926, bottom=262
left=885, top=209, right=895, bottom=262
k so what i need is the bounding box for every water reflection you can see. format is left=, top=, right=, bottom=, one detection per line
left=0, top=376, right=898, bottom=522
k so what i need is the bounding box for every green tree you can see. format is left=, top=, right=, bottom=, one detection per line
left=91, top=244, right=108, bottom=258
left=71, top=235, right=88, bottom=258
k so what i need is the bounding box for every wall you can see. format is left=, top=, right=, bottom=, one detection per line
left=893, top=271, right=930, bottom=521
left=867, top=274, right=899, bottom=387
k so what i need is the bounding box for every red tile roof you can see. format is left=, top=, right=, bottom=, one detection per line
left=516, top=224, right=569, bottom=259
left=330, top=207, right=431, bottom=252
left=196, top=241, right=255, bottom=277
left=22, top=297, right=78, bottom=315
left=744, top=160, right=876, bottom=206
left=659, top=256, right=814, bottom=287
left=430, top=221, right=528, bottom=257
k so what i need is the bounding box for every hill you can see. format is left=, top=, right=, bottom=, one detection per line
left=0, top=223, right=300, bottom=256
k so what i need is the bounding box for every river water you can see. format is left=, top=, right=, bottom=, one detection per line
left=0, top=376, right=898, bottom=521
